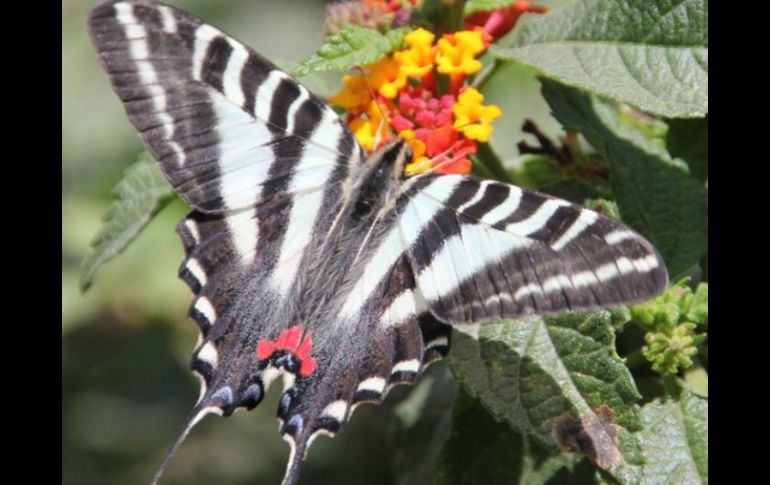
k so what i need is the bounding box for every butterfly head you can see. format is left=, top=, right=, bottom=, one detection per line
left=365, top=138, right=413, bottom=181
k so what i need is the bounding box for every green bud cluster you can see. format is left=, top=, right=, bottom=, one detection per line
left=630, top=278, right=708, bottom=375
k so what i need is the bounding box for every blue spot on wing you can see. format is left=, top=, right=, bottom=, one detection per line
left=212, top=386, right=233, bottom=405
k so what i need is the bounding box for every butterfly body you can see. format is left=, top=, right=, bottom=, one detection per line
left=88, top=1, right=668, bottom=483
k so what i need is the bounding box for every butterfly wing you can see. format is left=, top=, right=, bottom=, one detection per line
left=274, top=256, right=453, bottom=485
left=90, top=1, right=377, bottom=483
left=341, top=174, right=668, bottom=329
left=406, top=175, right=668, bottom=323
left=89, top=0, right=365, bottom=214
left=315, top=168, right=667, bottom=479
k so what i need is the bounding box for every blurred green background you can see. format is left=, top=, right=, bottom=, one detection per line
left=62, top=0, right=566, bottom=483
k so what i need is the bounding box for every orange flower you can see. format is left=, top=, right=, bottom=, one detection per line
left=400, top=129, right=430, bottom=175
left=367, top=57, right=407, bottom=99
left=328, top=73, right=372, bottom=111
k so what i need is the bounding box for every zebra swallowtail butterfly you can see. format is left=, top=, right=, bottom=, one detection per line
left=88, top=1, right=668, bottom=483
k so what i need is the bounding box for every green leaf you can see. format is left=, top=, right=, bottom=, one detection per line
left=541, top=79, right=708, bottom=277
left=684, top=365, right=708, bottom=397
left=79, top=151, right=175, bottom=292
left=436, top=389, right=598, bottom=485
left=291, top=26, right=409, bottom=77
left=390, top=364, right=457, bottom=485
left=447, top=311, right=644, bottom=483
left=515, top=154, right=565, bottom=188
left=585, top=198, right=621, bottom=221
left=666, top=116, right=708, bottom=184
left=492, top=0, right=708, bottom=118
left=638, top=390, right=708, bottom=483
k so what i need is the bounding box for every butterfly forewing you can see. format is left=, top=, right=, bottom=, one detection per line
left=88, top=2, right=668, bottom=485
left=343, top=174, right=667, bottom=326
left=89, top=0, right=364, bottom=213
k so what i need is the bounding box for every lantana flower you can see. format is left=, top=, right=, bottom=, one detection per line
left=324, top=0, right=418, bottom=35
left=325, top=0, right=546, bottom=176
left=453, top=87, right=502, bottom=143
left=435, top=30, right=487, bottom=76
left=348, top=99, right=390, bottom=151
left=328, top=27, right=501, bottom=175
left=394, top=28, right=435, bottom=78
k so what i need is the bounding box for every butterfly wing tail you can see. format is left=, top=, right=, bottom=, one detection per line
left=280, top=436, right=306, bottom=485
left=150, top=403, right=222, bottom=485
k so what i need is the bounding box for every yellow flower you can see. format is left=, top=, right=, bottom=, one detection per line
left=367, top=57, right=407, bottom=99
left=328, top=55, right=408, bottom=109
left=394, top=28, right=435, bottom=78
left=328, top=74, right=371, bottom=111
left=435, top=30, right=485, bottom=75
left=350, top=101, right=389, bottom=151
left=452, top=87, right=502, bottom=142
left=399, top=129, right=431, bottom=175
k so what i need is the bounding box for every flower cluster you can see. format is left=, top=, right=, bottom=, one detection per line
left=642, top=322, right=704, bottom=376
left=323, top=1, right=548, bottom=175
left=329, top=27, right=502, bottom=175
left=630, top=279, right=708, bottom=375
left=324, top=0, right=416, bottom=36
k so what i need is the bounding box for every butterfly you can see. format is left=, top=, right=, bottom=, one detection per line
left=88, top=1, right=669, bottom=483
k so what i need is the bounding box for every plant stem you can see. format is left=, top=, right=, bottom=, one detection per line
left=473, top=58, right=503, bottom=91
left=470, top=156, right=495, bottom=179
left=662, top=374, right=682, bottom=399
left=447, top=0, right=467, bottom=32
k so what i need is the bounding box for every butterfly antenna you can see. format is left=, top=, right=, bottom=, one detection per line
left=150, top=404, right=217, bottom=485
left=404, top=119, right=486, bottom=175
left=353, top=65, right=389, bottom=150
left=404, top=139, right=465, bottom=176
left=417, top=120, right=487, bottom=174
left=428, top=151, right=469, bottom=174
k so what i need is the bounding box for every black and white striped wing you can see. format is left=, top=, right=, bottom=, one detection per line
left=274, top=258, right=454, bottom=481
left=89, top=0, right=364, bottom=213
left=90, top=3, right=372, bottom=482
left=354, top=174, right=668, bottom=326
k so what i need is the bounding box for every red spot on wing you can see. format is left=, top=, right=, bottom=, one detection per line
left=277, top=325, right=303, bottom=350
left=300, top=357, right=317, bottom=377
left=255, top=325, right=318, bottom=377
left=296, top=333, right=313, bottom=360
left=256, top=340, right=275, bottom=360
